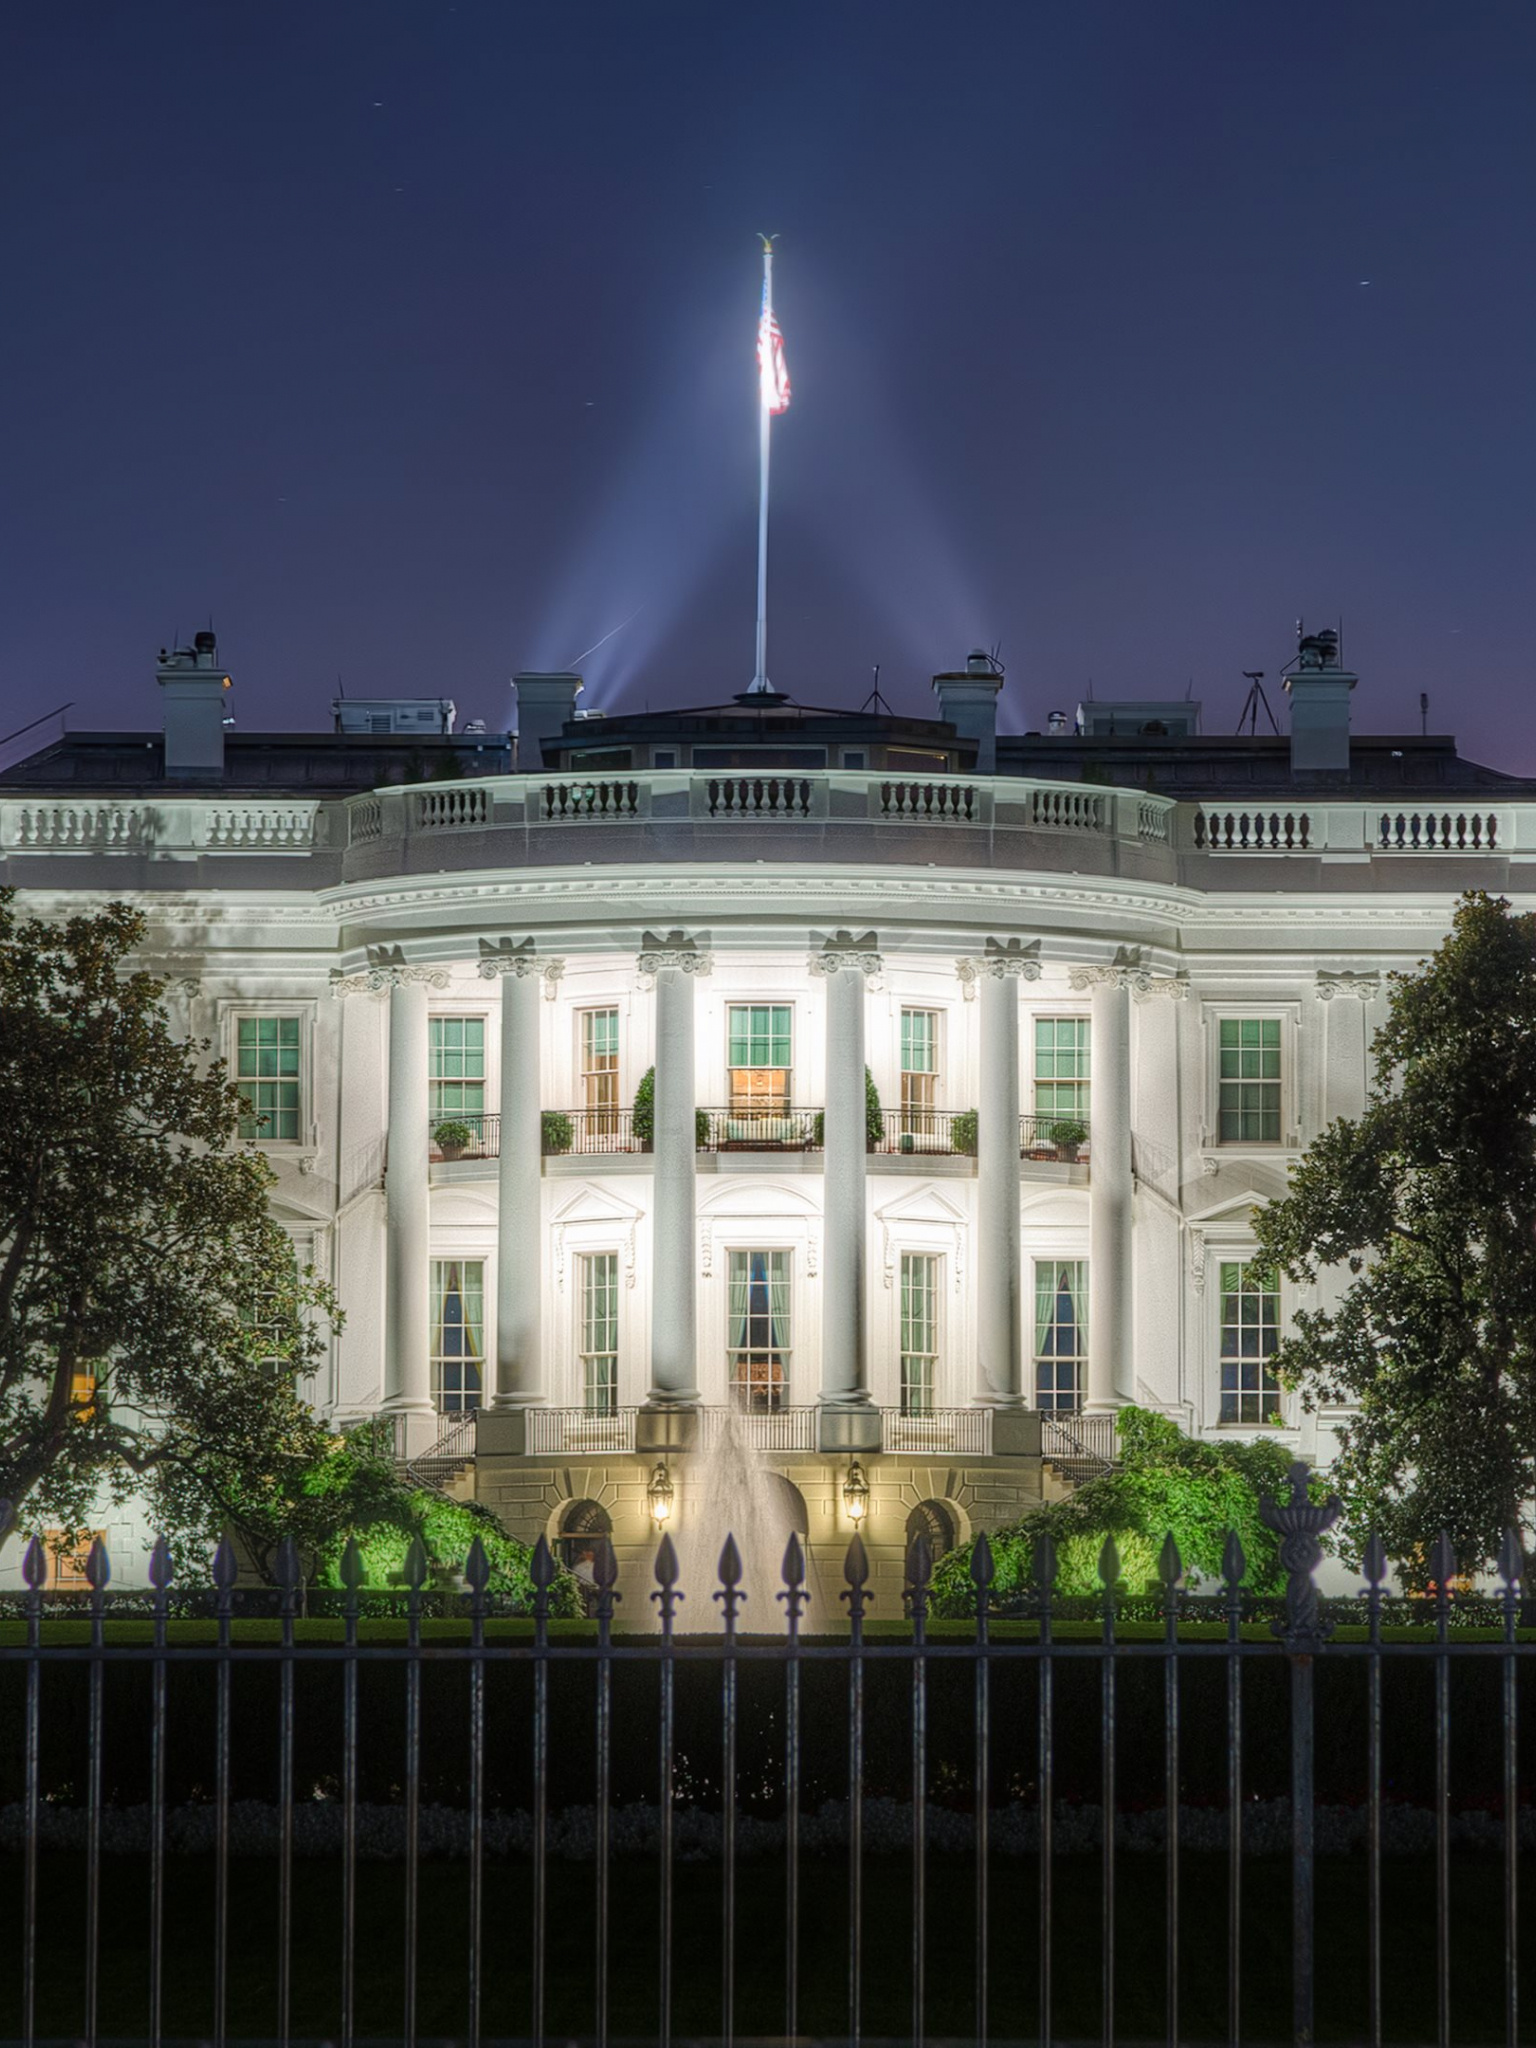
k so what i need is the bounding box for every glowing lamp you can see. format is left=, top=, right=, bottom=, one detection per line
left=842, top=1457, right=870, bottom=1526
left=646, top=1461, right=674, bottom=1529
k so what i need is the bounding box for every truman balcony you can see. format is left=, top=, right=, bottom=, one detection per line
left=427, top=1108, right=1090, bottom=1178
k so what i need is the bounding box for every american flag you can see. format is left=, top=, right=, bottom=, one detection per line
left=757, top=279, right=791, bottom=414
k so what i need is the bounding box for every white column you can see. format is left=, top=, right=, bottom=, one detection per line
left=1080, top=968, right=1134, bottom=1409
left=975, top=961, right=1027, bottom=1404
left=813, top=936, right=880, bottom=1408
left=481, top=954, right=559, bottom=1405
left=383, top=971, right=437, bottom=1430
left=643, top=936, right=708, bottom=1405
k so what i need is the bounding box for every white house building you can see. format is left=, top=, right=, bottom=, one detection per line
left=3, top=628, right=1529, bottom=1610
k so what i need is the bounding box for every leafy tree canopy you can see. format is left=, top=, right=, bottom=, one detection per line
left=0, top=894, right=340, bottom=1561
left=1253, top=891, right=1536, bottom=1585
left=930, top=1407, right=1297, bottom=1616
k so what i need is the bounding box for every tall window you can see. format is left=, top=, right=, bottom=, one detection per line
left=1034, top=1260, right=1087, bottom=1411
left=1219, top=1261, right=1282, bottom=1424
left=578, top=1252, right=619, bottom=1414
left=429, top=1018, right=486, bottom=1126
left=727, top=1006, right=792, bottom=1112
left=430, top=1259, right=484, bottom=1412
left=1034, top=1018, right=1090, bottom=1121
left=581, top=1009, right=620, bottom=1121
left=727, top=1250, right=790, bottom=1410
left=899, top=1252, right=940, bottom=1413
left=1218, top=1019, right=1282, bottom=1143
left=900, top=1010, right=940, bottom=1130
left=235, top=1016, right=301, bottom=1141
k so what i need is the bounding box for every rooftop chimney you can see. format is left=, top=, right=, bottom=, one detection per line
left=512, top=671, right=583, bottom=772
left=931, top=647, right=1003, bottom=774
left=1283, top=629, right=1356, bottom=774
left=157, top=630, right=229, bottom=781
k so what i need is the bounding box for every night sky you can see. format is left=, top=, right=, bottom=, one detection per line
left=3, top=5, right=1534, bottom=765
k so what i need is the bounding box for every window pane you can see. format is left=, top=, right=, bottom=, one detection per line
left=1034, top=1018, right=1090, bottom=1118
left=727, top=1006, right=792, bottom=1068
left=727, top=1249, right=790, bottom=1410
left=431, top=1259, right=484, bottom=1413
left=430, top=1016, right=487, bottom=1121
left=1218, top=1259, right=1282, bottom=1424
left=1218, top=1018, right=1282, bottom=1142
left=1033, top=1259, right=1087, bottom=1410
left=901, top=1010, right=938, bottom=1074
left=579, top=1251, right=619, bottom=1413
left=899, top=1252, right=939, bottom=1413
left=236, top=1016, right=301, bottom=1140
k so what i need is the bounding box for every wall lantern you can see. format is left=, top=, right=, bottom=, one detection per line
left=842, top=1457, right=870, bottom=1526
left=646, top=1461, right=675, bottom=1530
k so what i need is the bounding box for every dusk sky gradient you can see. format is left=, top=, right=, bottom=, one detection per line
left=3, top=4, right=1534, bottom=763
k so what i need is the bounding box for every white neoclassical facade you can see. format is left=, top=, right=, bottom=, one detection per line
left=4, top=631, right=1530, bottom=1607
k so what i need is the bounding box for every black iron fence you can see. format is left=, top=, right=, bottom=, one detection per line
left=5, top=1463, right=1528, bottom=2046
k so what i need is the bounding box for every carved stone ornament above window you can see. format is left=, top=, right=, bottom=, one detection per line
left=1315, top=969, right=1381, bottom=1002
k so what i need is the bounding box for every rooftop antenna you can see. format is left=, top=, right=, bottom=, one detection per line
left=1237, top=671, right=1281, bottom=736
left=1420, top=691, right=1429, bottom=737
left=859, top=663, right=895, bottom=716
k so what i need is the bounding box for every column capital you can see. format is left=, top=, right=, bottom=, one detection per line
left=1315, top=968, right=1381, bottom=1002
left=808, top=928, right=882, bottom=979
left=331, top=947, right=450, bottom=996
left=1067, top=951, right=1177, bottom=996
left=477, top=937, right=566, bottom=996
left=637, top=928, right=713, bottom=979
left=956, top=936, right=1041, bottom=997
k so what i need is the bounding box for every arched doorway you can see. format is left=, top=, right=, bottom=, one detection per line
left=558, top=1498, right=612, bottom=1610
left=906, top=1499, right=957, bottom=1561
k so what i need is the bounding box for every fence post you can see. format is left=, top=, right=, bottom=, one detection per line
left=1260, top=1461, right=1342, bottom=2047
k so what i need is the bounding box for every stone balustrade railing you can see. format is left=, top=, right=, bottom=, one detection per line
left=5, top=775, right=1532, bottom=868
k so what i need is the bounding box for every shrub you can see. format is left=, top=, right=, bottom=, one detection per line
left=632, top=1066, right=709, bottom=1149
left=930, top=1406, right=1302, bottom=1615
left=432, top=1119, right=475, bottom=1151
left=1048, top=1118, right=1089, bottom=1149
left=540, top=1109, right=574, bottom=1154
left=951, top=1108, right=979, bottom=1156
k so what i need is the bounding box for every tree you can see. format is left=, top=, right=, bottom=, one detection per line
left=0, top=893, right=340, bottom=1559
left=1253, top=891, right=1536, bottom=1585
left=930, top=1407, right=1297, bottom=1615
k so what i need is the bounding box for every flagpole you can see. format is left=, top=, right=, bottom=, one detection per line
left=750, top=236, right=774, bottom=693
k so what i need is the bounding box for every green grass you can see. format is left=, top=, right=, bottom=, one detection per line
left=0, top=1848, right=1528, bottom=2042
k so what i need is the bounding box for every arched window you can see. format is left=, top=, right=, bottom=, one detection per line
left=906, top=1499, right=957, bottom=1560
left=558, top=1499, right=612, bottom=1582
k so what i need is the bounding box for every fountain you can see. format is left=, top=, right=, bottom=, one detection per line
left=670, top=1408, right=830, bottom=1632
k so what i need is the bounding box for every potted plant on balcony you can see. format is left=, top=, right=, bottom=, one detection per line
left=433, top=1118, right=474, bottom=1162
left=632, top=1067, right=711, bottom=1152
left=541, top=1109, right=574, bottom=1156
left=1049, top=1117, right=1089, bottom=1163
left=952, top=1109, right=979, bottom=1157
left=810, top=1069, right=884, bottom=1150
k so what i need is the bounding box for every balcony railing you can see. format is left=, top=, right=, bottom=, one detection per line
left=427, top=1113, right=499, bottom=1161
left=1020, top=1112, right=1091, bottom=1163
left=1041, top=1409, right=1118, bottom=1475
left=525, top=1407, right=639, bottom=1454
left=700, top=1405, right=818, bottom=1451
left=882, top=1406, right=993, bottom=1454
left=543, top=1108, right=640, bottom=1156
left=697, top=1107, right=822, bottom=1152
left=873, top=1108, right=972, bottom=1156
